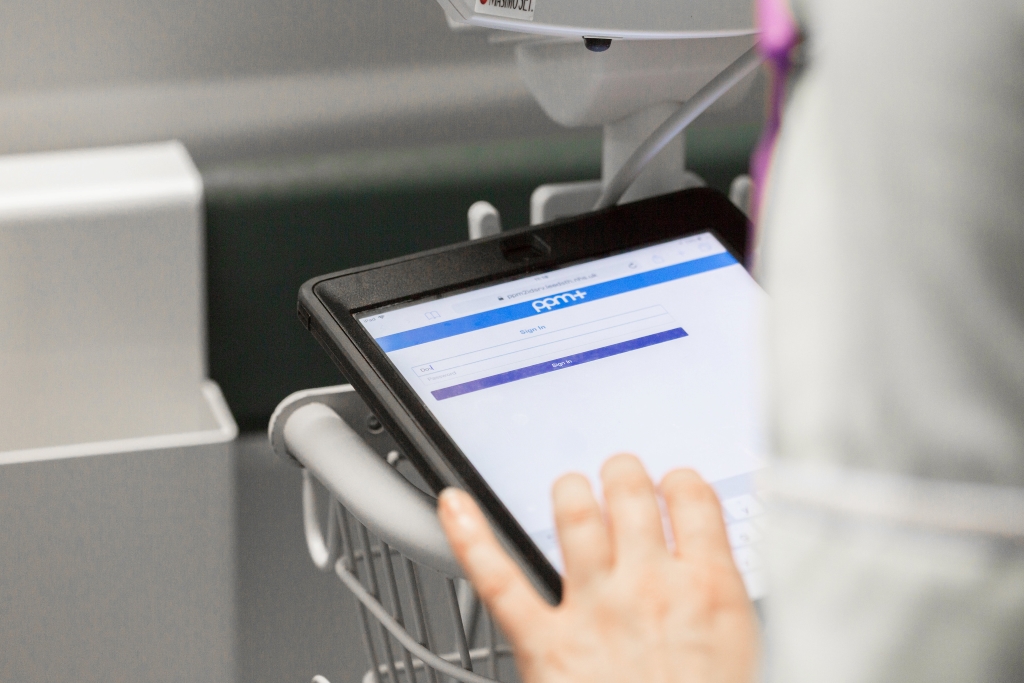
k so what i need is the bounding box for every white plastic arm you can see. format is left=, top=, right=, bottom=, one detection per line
left=593, top=46, right=763, bottom=210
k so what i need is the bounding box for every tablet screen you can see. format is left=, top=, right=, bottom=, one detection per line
left=358, top=232, right=767, bottom=597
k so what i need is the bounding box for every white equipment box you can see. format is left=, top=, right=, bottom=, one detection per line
left=0, top=142, right=237, bottom=682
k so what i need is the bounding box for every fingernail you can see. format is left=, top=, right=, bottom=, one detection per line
left=439, top=488, right=467, bottom=515
left=440, top=489, right=477, bottom=532
left=439, top=487, right=463, bottom=510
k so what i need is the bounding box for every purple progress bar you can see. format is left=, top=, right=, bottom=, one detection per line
left=430, top=328, right=687, bottom=401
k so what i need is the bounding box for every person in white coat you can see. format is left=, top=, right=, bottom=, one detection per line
left=438, top=0, right=1024, bottom=681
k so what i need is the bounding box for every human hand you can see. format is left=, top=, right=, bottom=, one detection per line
left=437, top=453, right=757, bottom=683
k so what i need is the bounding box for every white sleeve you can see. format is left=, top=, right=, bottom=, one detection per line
left=760, top=0, right=1024, bottom=679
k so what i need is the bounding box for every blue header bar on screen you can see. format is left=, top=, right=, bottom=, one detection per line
left=375, top=251, right=738, bottom=352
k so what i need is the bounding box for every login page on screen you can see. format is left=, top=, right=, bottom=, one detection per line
left=359, top=232, right=768, bottom=597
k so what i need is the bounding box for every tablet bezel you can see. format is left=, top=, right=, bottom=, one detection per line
left=297, top=187, right=750, bottom=601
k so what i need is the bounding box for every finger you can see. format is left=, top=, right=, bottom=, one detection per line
left=659, top=469, right=733, bottom=563
left=552, top=473, right=612, bottom=591
left=600, top=454, right=668, bottom=563
left=437, top=488, right=551, bottom=641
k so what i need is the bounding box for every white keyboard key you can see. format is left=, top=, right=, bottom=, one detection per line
left=742, top=569, right=767, bottom=600
left=726, top=521, right=761, bottom=548
left=732, top=546, right=763, bottom=573
left=723, top=494, right=764, bottom=521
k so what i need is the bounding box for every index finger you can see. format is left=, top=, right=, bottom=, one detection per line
left=552, top=473, right=612, bottom=592
left=600, top=454, right=668, bottom=564
left=659, top=469, right=733, bottom=563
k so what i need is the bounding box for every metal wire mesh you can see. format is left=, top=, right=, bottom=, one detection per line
left=301, top=470, right=517, bottom=683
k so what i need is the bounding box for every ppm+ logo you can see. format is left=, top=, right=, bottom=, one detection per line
left=531, top=290, right=587, bottom=313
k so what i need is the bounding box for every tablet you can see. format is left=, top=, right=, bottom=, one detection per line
left=298, top=188, right=766, bottom=600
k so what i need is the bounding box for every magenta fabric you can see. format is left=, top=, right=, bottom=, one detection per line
left=750, top=0, right=800, bottom=241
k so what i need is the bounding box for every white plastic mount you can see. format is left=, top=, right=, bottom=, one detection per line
left=466, top=33, right=759, bottom=226
left=0, top=141, right=239, bottom=462
left=467, top=200, right=502, bottom=239
left=437, top=0, right=755, bottom=41
left=269, top=385, right=463, bottom=578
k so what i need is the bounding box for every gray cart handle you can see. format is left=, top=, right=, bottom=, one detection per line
left=269, top=385, right=463, bottom=578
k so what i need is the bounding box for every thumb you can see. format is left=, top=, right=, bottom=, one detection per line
left=438, top=488, right=551, bottom=642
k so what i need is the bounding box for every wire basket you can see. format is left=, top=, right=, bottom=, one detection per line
left=301, top=467, right=517, bottom=683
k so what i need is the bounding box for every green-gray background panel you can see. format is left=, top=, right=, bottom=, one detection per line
left=204, top=126, right=760, bottom=430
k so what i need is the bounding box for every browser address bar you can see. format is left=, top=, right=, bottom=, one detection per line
left=413, top=306, right=674, bottom=387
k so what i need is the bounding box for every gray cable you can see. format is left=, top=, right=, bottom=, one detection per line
left=593, top=46, right=764, bottom=211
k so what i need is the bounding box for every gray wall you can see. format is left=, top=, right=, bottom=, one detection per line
left=0, top=0, right=760, bottom=164
left=0, top=444, right=235, bottom=682
left=0, top=0, right=501, bottom=87
left=0, top=0, right=566, bottom=164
